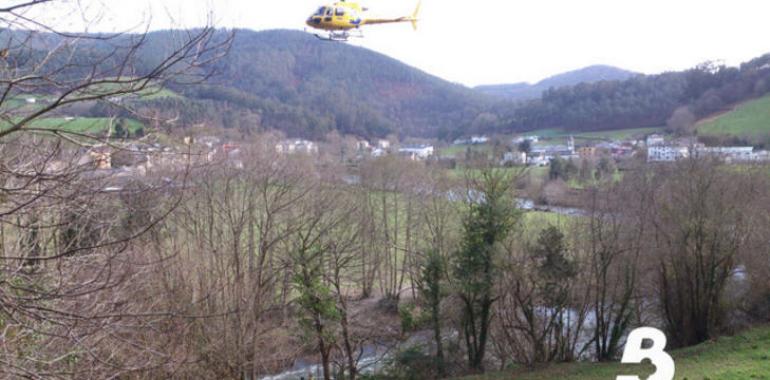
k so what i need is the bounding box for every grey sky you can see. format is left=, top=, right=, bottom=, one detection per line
left=29, top=0, right=770, bottom=86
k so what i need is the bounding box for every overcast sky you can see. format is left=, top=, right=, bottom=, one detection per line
left=29, top=0, right=770, bottom=86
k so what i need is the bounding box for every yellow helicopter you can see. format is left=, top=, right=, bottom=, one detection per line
left=306, top=0, right=421, bottom=41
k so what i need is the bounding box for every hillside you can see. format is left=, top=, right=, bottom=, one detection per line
left=492, top=55, right=770, bottom=135
left=459, top=325, right=770, bottom=380
left=476, top=65, right=637, bottom=101
left=178, top=29, right=492, bottom=138
left=9, top=28, right=770, bottom=140
left=697, top=94, right=770, bottom=143
left=5, top=28, right=493, bottom=140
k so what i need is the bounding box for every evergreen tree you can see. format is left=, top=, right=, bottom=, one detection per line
left=420, top=250, right=447, bottom=378
left=453, top=170, right=519, bottom=372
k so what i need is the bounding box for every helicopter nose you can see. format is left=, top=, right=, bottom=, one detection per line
left=307, top=16, right=321, bottom=27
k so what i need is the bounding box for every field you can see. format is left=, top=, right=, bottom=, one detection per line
left=459, top=324, right=770, bottom=380
left=526, top=127, right=663, bottom=146
left=1, top=117, right=145, bottom=135
left=84, top=79, right=181, bottom=101
left=439, top=144, right=493, bottom=158
left=697, top=94, right=770, bottom=139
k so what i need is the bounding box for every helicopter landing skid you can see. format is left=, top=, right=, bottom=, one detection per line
left=312, top=29, right=363, bottom=42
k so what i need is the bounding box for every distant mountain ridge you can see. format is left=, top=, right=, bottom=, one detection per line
left=475, top=65, right=638, bottom=101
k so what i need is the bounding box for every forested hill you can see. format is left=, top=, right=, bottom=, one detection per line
left=12, top=27, right=770, bottom=140
left=476, top=65, right=637, bottom=101
left=489, top=56, right=770, bottom=137
left=174, top=29, right=491, bottom=138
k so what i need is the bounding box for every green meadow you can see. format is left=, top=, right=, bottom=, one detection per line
left=1, top=117, right=144, bottom=135
left=698, top=94, right=770, bottom=139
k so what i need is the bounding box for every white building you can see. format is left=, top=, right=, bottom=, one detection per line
left=276, top=139, right=319, bottom=155
left=527, top=153, right=550, bottom=166
left=647, top=146, right=689, bottom=162
left=470, top=136, right=489, bottom=144
left=454, top=136, right=490, bottom=145
left=528, top=143, right=577, bottom=165
left=398, top=144, right=434, bottom=160
left=649, top=145, right=762, bottom=163
left=513, top=135, right=539, bottom=144
left=502, top=152, right=527, bottom=165
left=371, top=148, right=386, bottom=158
left=356, top=140, right=371, bottom=151
left=695, top=147, right=755, bottom=162
left=646, top=134, right=665, bottom=146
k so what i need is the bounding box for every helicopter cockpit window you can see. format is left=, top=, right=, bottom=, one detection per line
left=325, top=7, right=333, bottom=16
left=314, top=7, right=325, bottom=16
left=335, top=8, right=345, bottom=16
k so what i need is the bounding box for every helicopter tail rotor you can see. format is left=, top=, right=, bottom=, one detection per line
left=410, top=0, right=421, bottom=31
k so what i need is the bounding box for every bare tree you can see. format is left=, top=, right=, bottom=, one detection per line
left=0, top=1, right=231, bottom=377
left=666, top=106, right=696, bottom=136
left=582, top=180, right=649, bottom=361
left=647, top=159, right=763, bottom=347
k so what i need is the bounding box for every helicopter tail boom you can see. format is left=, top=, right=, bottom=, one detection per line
left=360, top=0, right=421, bottom=30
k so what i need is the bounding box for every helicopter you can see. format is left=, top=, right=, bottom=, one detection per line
left=306, top=1, right=421, bottom=41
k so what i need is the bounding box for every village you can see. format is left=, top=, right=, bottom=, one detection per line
left=71, top=128, right=770, bottom=184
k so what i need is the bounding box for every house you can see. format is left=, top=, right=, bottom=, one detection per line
left=502, top=152, right=526, bottom=165
left=754, top=150, right=770, bottom=161
left=371, top=148, right=386, bottom=158
left=577, top=147, right=598, bottom=158
left=529, top=143, right=576, bottom=165
left=610, top=146, right=636, bottom=159
left=356, top=140, right=371, bottom=151
left=647, top=146, right=689, bottom=162
left=470, top=136, right=489, bottom=144
left=398, top=144, right=434, bottom=160
left=694, top=146, right=755, bottom=162
left=195, top=136, right=222, bottom=149
left=513, top=135, right=539, bottom=144
left=376, top=139, right=391, bottom=150
left=527, top=153, right=550, bottom=166
left=646, top=134, right=665, bottom=146
left=78, top=147, right=112, bottom=169
left=276, top=139, right=319, bottom=155
left=453, top=136, right=489, bottom=145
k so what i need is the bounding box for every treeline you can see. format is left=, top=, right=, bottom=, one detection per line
left=495, top=55, right=770, bottom=134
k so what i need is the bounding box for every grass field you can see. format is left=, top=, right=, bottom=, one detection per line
left=85, top=79, right=181, bottom=101
left=2, top=117, right=145, bottom=135
left=698, top=95, right=770, bottom=139
left=459, top=324, right=770, bottom=380
left=138, top=87, right=181, bottom=100
left=439, top=144, right=493, bottom=158
left=524, top=127, right=663, bottom=146
left=575, top=127, right=663, bottom=141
